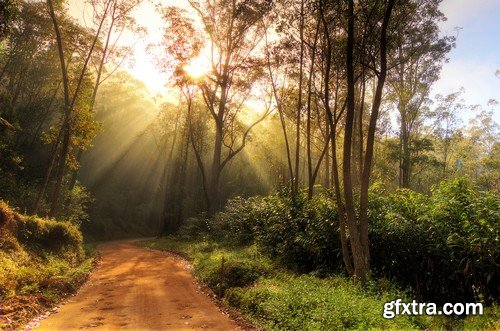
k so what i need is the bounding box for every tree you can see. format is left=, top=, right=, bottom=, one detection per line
left=161, top=0, right=272, bottom=215
left=0, top=0, right=18, bottom=42
left=431, top=90, right=464, bottom=177
left=386, top=0, right=454, bottom=188
left=342, top=0, right=395, bottom=284
left=33, top=0, right=143, bottom=217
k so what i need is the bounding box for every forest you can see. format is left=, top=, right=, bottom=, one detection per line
left=0, top=0, right=499, bottom=329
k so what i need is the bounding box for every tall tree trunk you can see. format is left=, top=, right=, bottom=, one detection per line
left=31, top=123, right=63, bottom=215
left=48, top=127, right=70, bottom=217
left=294, top=0, right=305, bottom=198
left=343, top=0, right=367, bottom=284
left=400, top=111, right=411, bottom=188
left=160, top=107, right=182, bottom=235
left=209, top=122, right=223, bottom=215
left=67, top=10, right=118, bottom=192
left=186, top=91, right=211, bottom=216
left=319, top=4, right=353, bottom=275
left=265, top=46, right=294, bottom=191
left=358, top=0, right=395, bottom=273
left=46, top=0, right=111, bottom=217
left=306, top=19, right=320, bottom=199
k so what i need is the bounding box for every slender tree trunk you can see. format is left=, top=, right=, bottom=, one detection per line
left=325, top=128, right=330, bottom=188
left=28, top=82, right=61, bottom=149
left=174, top=126, right=190, bottom=230
left=319, top=4, right=353, bottom=275
left=294, top=0, right=305, bottom=197
left=31, top=124, right=63, bottom=215
left=400, top=111, right=411, bottom=188
left=306, top=19, right=320, bottom=199
left=46, top=0, right=111, bottom=217
left=48, top=127, right=70, bottom=217
left=67, top=10, right=118, bottom=192
left=267, top=57, right=294, bottom=191
left=343, top=0, right=367, bottom=284
left=186, top=91, right=211, bottom=216
left=160, top=108, right=181, bottom=235
left=358, top=0, right=395, bottom=272
left=209, top=122, right=223, bottom=215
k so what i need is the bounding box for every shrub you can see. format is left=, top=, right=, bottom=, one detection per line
left=177, top=215, right=212, bottom=239
left=17, top=215, right=84, bottom=262
left=57, top=184, right=94, bottom=226
left=195, top=253, right=269, bottom=296
left=369, top=179, right=499, bottom=304
left=176, top=178, right=499, bottom=304
left=139, top=237, right=272, bottom=296
left=210, top=196, right=270, bottom=246
left=252, top=192, right=343, bottom=273
left=0, top=200, right=90, bottom=302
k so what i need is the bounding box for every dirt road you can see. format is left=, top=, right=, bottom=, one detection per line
left=35, top=241, right=240, bottom=330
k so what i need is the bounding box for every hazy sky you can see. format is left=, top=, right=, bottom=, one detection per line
left=433, top=0, right=500, bottom=113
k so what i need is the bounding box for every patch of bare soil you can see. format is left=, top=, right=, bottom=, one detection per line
left=0, top=294, right=54, bottom=330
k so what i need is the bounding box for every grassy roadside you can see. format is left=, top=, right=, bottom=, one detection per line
left=0, top=250, right=97, bottom=330
left=139, top=236, right=499, bottom=330
left=0, top=201, right=98, bottom=330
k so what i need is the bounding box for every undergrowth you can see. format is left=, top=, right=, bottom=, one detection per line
left=140, top=236, right=499, bottom=330
left=0, top=201, right=96, bottom=329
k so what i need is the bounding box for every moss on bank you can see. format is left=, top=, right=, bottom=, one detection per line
left=0, top=201, right=96, bottom=329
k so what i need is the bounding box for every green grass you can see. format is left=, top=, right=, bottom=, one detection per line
left=140, top=236, right=499, bottom=331
left=0, top=246, right=95, bottom=299
left=140, top=237, right=274, bottom=296
left=0, top=201, right=97, bottom=329
left=226, top=275, right=418, bottom=330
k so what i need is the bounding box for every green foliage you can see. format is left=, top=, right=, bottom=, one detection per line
left=0, top=201, right=92, bottom=301
left=195, top=249, right=271, bottom=296
left=57, top=184, right=94, bottom=225
left=462, top=305, right=500, bottom=330
left=139, top=237, right=273, bottom=296
left=254, top=191, right=342, bottom=273
left=176, top=179, right=499, bottom=304
left=0, top=0, right=18, bottom=41
left=225, top=275, right=419, bottom=330
left=180, top=191, right=344, bottom=273
left=0, top=251, right=94, bottom=299
left=17, top=215, right=84, bottom=262
left=369, top=178, right=499, bottom=304
left=0, top=175, right=93, bottom=228
left=144, top=236, right=499, bottom=330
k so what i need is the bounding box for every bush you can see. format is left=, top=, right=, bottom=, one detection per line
left=0, top=200, right=89, bottom=300
left=210, top=196, right=270, bottom=246
left=139, top=237, right=273, bottom=296
left=176, top=178, right=499, bottom=304
left=194, top=191, right=343, bottom=273
left=195, top=253, right=269, bottom=296
left=369, top=179, right=499, bottom=304
left=17, top=215, right=84, bottom=262
left=254, top=192, right=343, bottom=273
left=143, top=231, right=499, bottom=330
left=177, top=215, right=212, bottom=239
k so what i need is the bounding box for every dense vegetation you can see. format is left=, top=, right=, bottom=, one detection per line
left=141, top=188, right=500, bottom=330
left=150, top=179, right=499, bottom=302
left=0, top=201, right=94, bottom=329
left=141, top=178, right=499, bottom=329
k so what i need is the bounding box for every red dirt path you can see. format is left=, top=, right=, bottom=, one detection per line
left=35, top=241, right=240, bottom=330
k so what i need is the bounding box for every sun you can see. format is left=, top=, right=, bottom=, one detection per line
left=183, top=55, right=212, bottom=79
